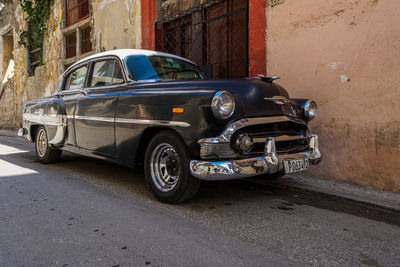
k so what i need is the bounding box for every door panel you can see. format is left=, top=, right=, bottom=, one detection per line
left=74, top=59, right=125, bottom=155
left=75, top=90, right=118, bottom=155
left=61, top=64, right=89, bottom=146
left=62, top=91, right=80, bottom=146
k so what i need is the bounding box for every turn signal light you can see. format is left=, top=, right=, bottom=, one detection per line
left=173, top=107, right=184, bottom=113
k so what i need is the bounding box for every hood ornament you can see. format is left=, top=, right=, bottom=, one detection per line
left=264, top=96, right=289, bottom=105
left=258, top=75, right=280, bottom=82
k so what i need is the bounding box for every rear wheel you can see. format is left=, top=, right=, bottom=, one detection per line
left=35, top=126, right=62, bottom=164
left=144, top=131, right=201, bottom=203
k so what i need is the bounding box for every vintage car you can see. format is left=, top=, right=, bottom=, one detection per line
left=19, top=49, right=321, bottom=203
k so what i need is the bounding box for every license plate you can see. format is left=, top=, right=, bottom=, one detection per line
left=284, top=158, right=309, bottom=173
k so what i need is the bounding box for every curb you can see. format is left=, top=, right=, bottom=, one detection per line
left=0, top=129, right=18, bottom=138
left=247, top=174, right=400, bottom=214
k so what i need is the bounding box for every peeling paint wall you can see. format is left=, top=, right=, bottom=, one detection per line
left=9, top=0, right=142, bottom=129
left=267, top=0, right=400, bottom=191
left=161, top=0, right=209, bottom=17
left=12, top=0, right=64, bottom=128
left=92, top=0, right=141, bottom=51
left=0, top=0, right=15, bottom=129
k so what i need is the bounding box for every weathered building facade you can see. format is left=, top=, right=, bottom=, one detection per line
left=0, top=0, right=142, bottom=129
left=0, top=0, right=15, bottom=129
left=0, top=0, right=399, bottom=192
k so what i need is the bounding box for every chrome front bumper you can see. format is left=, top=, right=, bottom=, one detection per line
left=190, top=135, right=322, bottom=180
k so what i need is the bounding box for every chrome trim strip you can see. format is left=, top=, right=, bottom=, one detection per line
left=75, top=115, right=114, bottom=123
left=24, top=113, right=191, bottom=128
left=264, top=96, right=289, bottom=105
left=253, top=134, right=307, bottom=143
left=24, top=113, right=64, bottom=126
left=115, top=118, right=191, bottom=128
left=198, top=116, right=304, bottom=144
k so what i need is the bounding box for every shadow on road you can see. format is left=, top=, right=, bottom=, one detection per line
left=1, top=136, right=400, bottom=227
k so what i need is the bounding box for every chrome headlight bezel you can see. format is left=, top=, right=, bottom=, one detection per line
left=303, top=100, right=317, bottom=120
left=211, top=91, right=235, bottom=120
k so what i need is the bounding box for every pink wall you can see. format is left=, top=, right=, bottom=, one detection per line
left=267, top=0, right=400, bottom=191
left=249, top=0, right=267, bottom=76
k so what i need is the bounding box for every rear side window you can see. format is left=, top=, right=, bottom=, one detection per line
left=113, top=62, right=124, bottom=84
left=65, top=65, right=88, bottom=90
left=90, top=60, right=125, bottom=87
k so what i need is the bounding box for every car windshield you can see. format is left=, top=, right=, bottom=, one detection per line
left=125, top=55, right=206, bottom=81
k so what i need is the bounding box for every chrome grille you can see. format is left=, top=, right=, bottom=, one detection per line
left=232, top=121, right=309, bottom=155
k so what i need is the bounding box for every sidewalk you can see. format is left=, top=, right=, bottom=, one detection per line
left=2, top=129, right=400, bottom=213
left=0, top=129, right=17, bottom=137
left=249, top=173, right=400, bottom=214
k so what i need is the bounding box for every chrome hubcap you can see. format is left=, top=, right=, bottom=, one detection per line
left=150, top=143, right=180, bottom=192
left=36, top=128, right=48, bottom=157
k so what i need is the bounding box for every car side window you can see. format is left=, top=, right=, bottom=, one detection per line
left=65, top=66, right=88, bottom=90
left=112, top=61, right=124, bottom=84
left=90, top=60, right=124, bottom=87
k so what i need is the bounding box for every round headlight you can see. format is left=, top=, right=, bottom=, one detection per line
left=304, top=100, right=317, bottom=120
left=211, top=91, right=235, bottom=120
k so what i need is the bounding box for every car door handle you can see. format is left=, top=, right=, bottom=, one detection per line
left=81, top=90, right=88, bottom=96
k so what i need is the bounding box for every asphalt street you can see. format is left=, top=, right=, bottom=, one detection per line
left=0, top=133, right=399, bottom=266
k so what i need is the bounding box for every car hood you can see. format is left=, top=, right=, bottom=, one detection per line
left=131, top=78, right=294, bottom=118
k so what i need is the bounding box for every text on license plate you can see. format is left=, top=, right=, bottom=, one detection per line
left=283, top=158, right=309, bottom=173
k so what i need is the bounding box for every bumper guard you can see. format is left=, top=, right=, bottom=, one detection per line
left=190, top=135, right=322, bottom=180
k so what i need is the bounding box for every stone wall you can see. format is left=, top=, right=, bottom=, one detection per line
left=0, top=0, right=15, bottom=129
left=266, top=0, right=400, bottom=191
left=0, top=0, right=13, bottom=29
left=0, top=78, right=16, bottom=129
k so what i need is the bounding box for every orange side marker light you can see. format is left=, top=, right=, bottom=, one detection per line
left=173, top=107, right=184, bottom=114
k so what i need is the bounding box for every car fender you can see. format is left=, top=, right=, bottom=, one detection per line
left=23, top=97, right=67, bottom=146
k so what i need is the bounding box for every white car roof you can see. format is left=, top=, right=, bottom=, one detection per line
left=73, top=49, right=196, bottom=67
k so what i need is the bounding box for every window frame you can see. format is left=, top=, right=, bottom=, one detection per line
left=62, top=63, right=89, bottom=91
left=86, top=56, right=128, bottom=89
left=80, top=26, right=92, bottom=55
left=65, top=0, right=91, bottom=28
left=65, top=31, right=77, bottom=59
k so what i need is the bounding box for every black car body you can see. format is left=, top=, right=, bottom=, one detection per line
left=19, top=49, right=321, bottom=203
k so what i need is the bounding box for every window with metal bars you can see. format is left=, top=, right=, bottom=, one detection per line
left=156, top=0, right=248, bottom=79
left=66, top=0, right=90, bottom=27
left=65, top=32, right=76, bottom=59
left=81, top=26, right=92, bottom=55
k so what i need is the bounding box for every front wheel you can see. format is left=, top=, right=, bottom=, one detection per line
left=35, top=126, right=62, bottom=164
left=144, top=131, right=201, bottom=204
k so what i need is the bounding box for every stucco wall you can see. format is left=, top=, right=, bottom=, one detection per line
left=92, top=0, right=141, bottom=51
left=267, top=0, right=400, bottom=191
